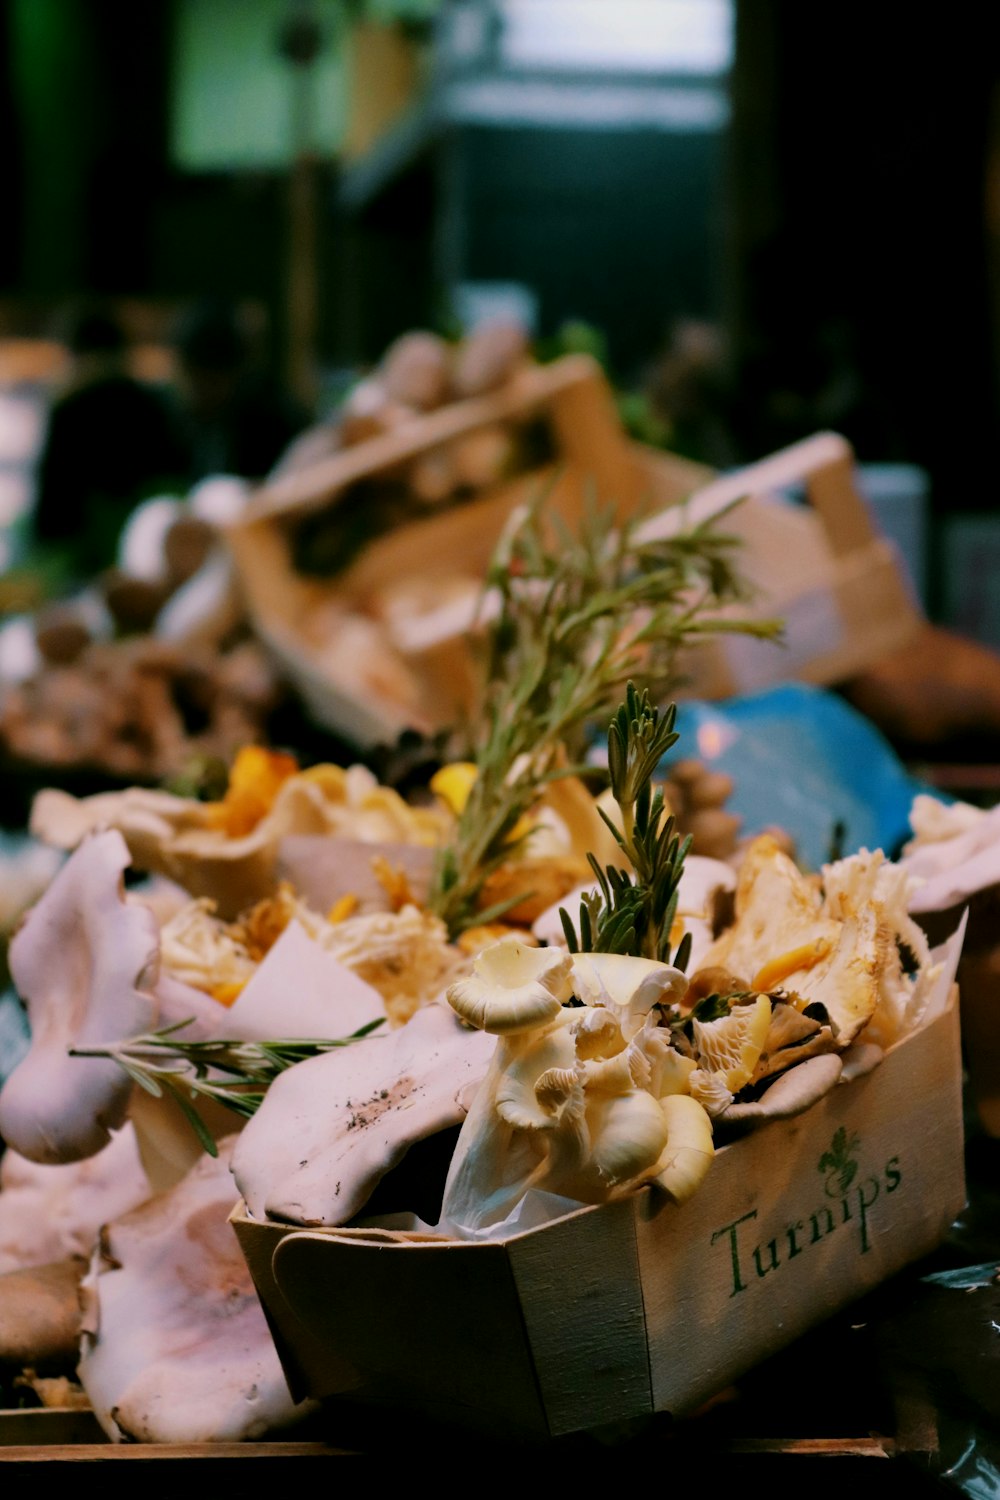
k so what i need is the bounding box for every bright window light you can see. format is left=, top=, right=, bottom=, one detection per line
left=499, top=0, right=734, bottom=75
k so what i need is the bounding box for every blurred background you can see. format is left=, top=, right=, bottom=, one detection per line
left=0, top=0, right=998, bottom=635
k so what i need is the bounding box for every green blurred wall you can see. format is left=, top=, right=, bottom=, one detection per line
left=170, top=0, right=350, bottom=172
left=10, top=0, right=99, bottom=291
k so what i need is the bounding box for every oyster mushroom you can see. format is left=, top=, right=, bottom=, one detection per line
left=570, top=951, right=688, bottom=1036
left=700, top=836, right=936, bottom=1050
left=439, top=945, right=712, bottom=1234
left=655, top=1094, right=716, bottom=1202
left=716, top=1053, right=844, bottom=1136
left=448, top=937, right=573, bottom=1033
left=748, top=1000, right=838, bottom=1084
left=838, top=1039, right=885, bottom=1082
left=30, top=780, right=333, bottom=920
left=0, top=832, right=159, bottom=1164
left=702, top=835, right=832, bottom=981
left=79, top=1137, right=310, bottom=1443
left=231, top=1000, right=496, bottom=1227
left=31, top=759, right=448, bottom=919
left=0, top=1124, right=150, bottom=1273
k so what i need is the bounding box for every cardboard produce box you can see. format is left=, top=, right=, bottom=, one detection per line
left=227, top=355, right=921, bottom=749
left=232, top=984, right=963, bottom=1442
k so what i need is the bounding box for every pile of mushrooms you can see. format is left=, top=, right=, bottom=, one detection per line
left=0, top=785, right=958, bottom=1438
left=30, top=752, right=452, bottom=919
left=78, top=1138, right=312, bottom=1444
left=426, top=835, right=951, bottom=1235
left=278, top=321, right=533, bottom=505
left=0, top=826, right=405, bottom=1442
left=0, top=637, right=280, bottom=784
left=439, top=943, right=714, bottom=1236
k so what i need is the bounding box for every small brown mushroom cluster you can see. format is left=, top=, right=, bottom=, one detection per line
left=337, top=322, right=533, bottom=506
left=662, top=759, right=743, bottom=860
left=662, top=759, right=797, bottom=864
left=103, top=513, right=219, bottom=636
left=0, top=637, right=281, bottom=783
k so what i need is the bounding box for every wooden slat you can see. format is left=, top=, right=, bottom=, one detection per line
left=509, top=1197, right=650, bottom=1436
left=243, top=354, right=637, bottom=523
left=722, top=1437, right=893, bottom=1458
left=0, top=1441, right=355, bottom=1462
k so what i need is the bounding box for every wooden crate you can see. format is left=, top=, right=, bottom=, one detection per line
left=224, top=354, right=707, bottom=745
left=232, top=987, right=963, bottom=1442
left=226, top=357, right=922, bottom=747
left=640, top=431, right=925, bottom=698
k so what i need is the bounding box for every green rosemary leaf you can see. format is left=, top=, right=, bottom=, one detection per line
left=471, top=892, right=535, bottom=928
left=559, top=906, right=580, bottom=954
left=595, top=802, right=629, bottom=856
left=686, top=992, right=730, bottom=1025
left=117, top=1060, right=164, bottom=1098
left=673, top=929, right=693, bottom=974
left=158, top=1074, right=220, bottom=1158
left=579, top=898, right=594, bottom=951
left=425, top=492, right=778, bottom=939
left=575, top=683, right=698, bottom=964
left=70, top=1017, right=387, bottom=1159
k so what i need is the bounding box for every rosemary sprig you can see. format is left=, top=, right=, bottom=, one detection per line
left=71, top=1017, right=385, bottom=1157
left=428, top=495, right=780, bottom=939
left=560, top=683, right=692, bottom=968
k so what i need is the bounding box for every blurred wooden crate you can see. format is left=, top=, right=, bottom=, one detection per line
left=226, top=355, right=922, bottom=747
left=227, top=353, right=705, bottom=744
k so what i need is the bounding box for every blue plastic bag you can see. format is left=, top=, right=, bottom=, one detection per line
left=656, top=683, right=938, bottom=871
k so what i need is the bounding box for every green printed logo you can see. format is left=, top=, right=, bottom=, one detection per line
left=710, top=1142, right=903, bottom=1296
left=818, top=1127, right=861, bottom=1198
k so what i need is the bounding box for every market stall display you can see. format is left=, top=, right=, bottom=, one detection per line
left=229, top=694, right=965, bottom=1439
left=0, top=692, right=968, bottom=1447
left=0, top=417, right=978, bottom=1467
left=226, top=352, right=707, bottom=743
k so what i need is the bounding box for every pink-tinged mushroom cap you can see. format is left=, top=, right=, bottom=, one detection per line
left=232, top=1001, right=495, bottom=1227
left=0, top=1124, right=150, bottom=1273
left=79, top=1136, right=310, bottom=1443
left=0, top=831, right=159, bottom=1164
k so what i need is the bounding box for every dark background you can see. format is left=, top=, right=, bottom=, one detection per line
left=1, top=1, right=998, bottom=560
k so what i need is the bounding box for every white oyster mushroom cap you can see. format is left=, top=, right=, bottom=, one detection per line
left=719, top=1053, right=844, bottom=1131
left=232, top=1001, right=495, bottom=1227
left=447, top=937, right=573, bottom=1034
left=0, top=831, right=159, bottom=1164
left=569, top=952, right=687, bottom=1037
left=79, top=1136, right=307, bottom=1443
left=654, top=1094, right=715, bottom=1203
